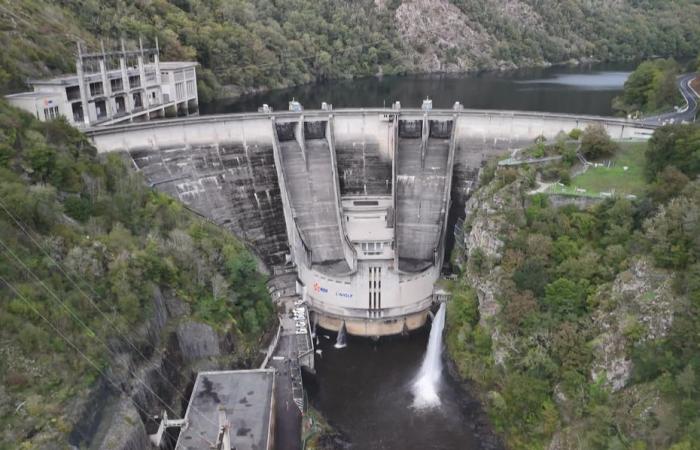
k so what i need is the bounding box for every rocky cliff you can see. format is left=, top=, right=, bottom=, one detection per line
left=461, top=174, right=527, bottom=365
left=68, top=286, right=247, bottom=450
left=456, top=169, right=690, bottom=448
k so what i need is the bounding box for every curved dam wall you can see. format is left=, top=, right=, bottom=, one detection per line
left=88, top=109, right=655, bottom=336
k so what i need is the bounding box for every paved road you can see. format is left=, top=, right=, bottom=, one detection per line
left=642, top=73, right=699, bottom=125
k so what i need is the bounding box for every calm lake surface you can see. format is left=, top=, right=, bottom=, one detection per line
left=236, top=63, right=632, bottom=450
left=202, top=62, right=633, bottom=116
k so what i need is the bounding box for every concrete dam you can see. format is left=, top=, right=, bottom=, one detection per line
left=87, top=107, right=654, bottom=337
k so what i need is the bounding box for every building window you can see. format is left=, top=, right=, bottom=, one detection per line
left=115, top=96, right=126, bottom=114
left=65, top=86, right=81, bottom=101
left=361, top=242, right=384, bottom=256
left=89, top=82, right=103, bottom=97
left=175, top=82, right=184, bottom=100
left=95, top=100, right=107, bottom=119
left=43, top=106, right=59, bottom=120
left=110, top=78, right=123, bottom=92
left=133, top=92, right=143, bottom=108
left=72, top=102, right=84, bottom=123
left=129, top=75, right=141, bottom=89
left=186, top=80, right=195, bottom=96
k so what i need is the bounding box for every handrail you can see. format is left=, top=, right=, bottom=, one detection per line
left=85, top=107, right=660, bottom=136
left=270, top=117, right=313, bottom=268
left=435, top=115, right=458, bottom=268
left=391, top=115, right=400, bottom=272
left=326, top=116, right=358, bottom=275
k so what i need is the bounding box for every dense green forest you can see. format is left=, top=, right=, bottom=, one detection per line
left=0, top=101, right=273, bottom=446
left=448, top=124, right=700, bottom=449
left=2, top=1, right=700, bottom=100
left=613, top=59, right=683, bottom=116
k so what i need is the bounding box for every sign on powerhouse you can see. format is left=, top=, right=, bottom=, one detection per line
left=314, top=282, right=353, bottom=299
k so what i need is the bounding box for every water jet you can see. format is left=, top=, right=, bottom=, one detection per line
left=412, top=302, right=446, bottom=409
left=334, top=321, right=347, bottom=349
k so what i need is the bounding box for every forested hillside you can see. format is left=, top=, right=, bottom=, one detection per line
left=613, top=59, right=683, bottom=116
left=0, top=101, right=274, bottom=446
left=449, top=124, right=700, bottom=449
left=2, top=0, right=700, bottom=100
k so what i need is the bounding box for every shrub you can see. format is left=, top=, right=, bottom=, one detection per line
left=569, top=128, right=583, bottom=140
left=580, top=124, right=618, bottom=160
left=63, top=195, right=92, bottom=222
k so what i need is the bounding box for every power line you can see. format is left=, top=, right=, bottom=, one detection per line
left=0, top=273, right=216, bottom=448
left=0, top=197, right=200, bottom=411
left=0, top=237, right=221, bottom=432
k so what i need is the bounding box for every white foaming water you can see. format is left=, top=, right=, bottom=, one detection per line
left=412, top=303, right=446, bottom=409
left=334, top=322, right=347, bottom=349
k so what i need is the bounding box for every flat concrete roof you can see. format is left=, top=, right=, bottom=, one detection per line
left=5, top=91, right=61, bottom=99
left=26, top=61, right=197, bottom=86
left=346, top=217, right=393, bottom=241
left=159, top=61, right=199, bottom=70
left=176, top=369, right=275, bottom=450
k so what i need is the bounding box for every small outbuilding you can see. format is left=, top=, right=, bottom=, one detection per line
left=175, top=369, right=275, bottom=450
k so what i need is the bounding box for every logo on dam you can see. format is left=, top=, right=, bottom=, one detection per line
left=313, top=282, right=328, bottom=294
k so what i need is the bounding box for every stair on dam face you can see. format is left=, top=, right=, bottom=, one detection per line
left=276, top=122, right=350, bottom=275
left=396, top=120, right=452, bottom=272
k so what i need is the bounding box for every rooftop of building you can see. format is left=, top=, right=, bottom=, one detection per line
left=4, top=91, right=63, bottom=99
left=176, top=369, right=275, bottom=450
left=25, top=61, right=198, bottom=86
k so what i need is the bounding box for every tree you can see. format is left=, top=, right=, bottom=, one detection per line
left=543, top=278, right=589, bottom=318
left=613, top=58, right=682, bottom=115
left=513, top=258, right=549, bottom=297
left=649, top=166, right=690, bottom=203
left=580, top=124, right=618, bottom=160
left=645, top=124, right=700, bottom=182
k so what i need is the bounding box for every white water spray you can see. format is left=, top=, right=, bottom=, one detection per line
left=334, top=322, right=347, bottom=349
left=412, top=303, right=446, bottom=409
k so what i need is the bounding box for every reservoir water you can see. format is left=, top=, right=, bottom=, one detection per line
left=201, top=62, right=633, bottom=116
left=206, top=63, right=632, bottom=450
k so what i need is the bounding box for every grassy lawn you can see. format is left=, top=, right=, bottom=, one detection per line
left=569, top=141, right=648, bottom=196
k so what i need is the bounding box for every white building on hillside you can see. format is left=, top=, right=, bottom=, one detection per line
left=5, top=38, right=198, bottom=128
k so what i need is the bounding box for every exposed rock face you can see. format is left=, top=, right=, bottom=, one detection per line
left=175, top=321, right=222, bottom=364
left=464, top=178, right=525, bottom=321
left=462, top=177, right=527, bottom=365
left=394, top=0, right=495, bottom=72
left=70, top=287, right=237, bottom=448
left=391, top=0, right=636, bottom=75
left=590, top=258, right=678, bottom=392
left=97, top=398, right=150, bottom=450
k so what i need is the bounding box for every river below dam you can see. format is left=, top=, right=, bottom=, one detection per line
left=306, top=323, right=501, bottom=450
left=207, top=64, right=633, bottom=449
